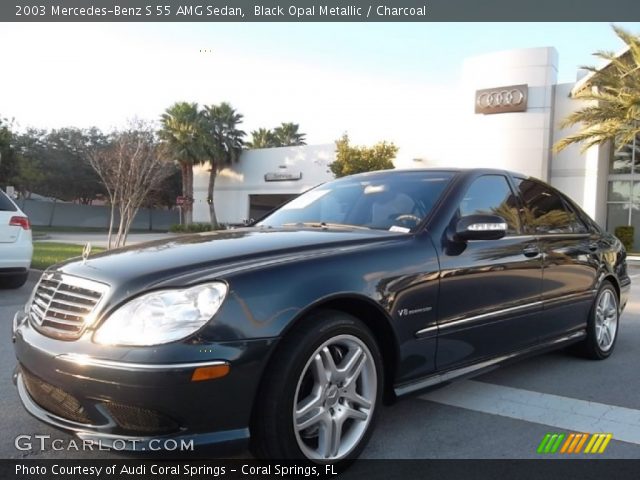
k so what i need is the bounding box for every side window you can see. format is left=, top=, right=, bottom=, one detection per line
left=0, top=191, right=17, bottom=212
left=559, top=194, right=590, bottom=234
left=459, top=175, right=521, bottom=234
left=514, top=178, right=585, bottom=234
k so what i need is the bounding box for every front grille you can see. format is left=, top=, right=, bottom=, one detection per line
left=29, top=272, right=108, bottom=340
left=21, top=368, right=91, bottom=424
left=103, top=402, right=178, bottom=434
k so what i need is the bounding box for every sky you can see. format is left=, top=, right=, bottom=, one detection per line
left=1, top=21, right=639, bottom=159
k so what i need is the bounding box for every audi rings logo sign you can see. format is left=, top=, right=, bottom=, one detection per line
left=475, top=84, right=528, bottom=114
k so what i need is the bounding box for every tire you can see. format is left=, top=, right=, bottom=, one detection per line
left=576, top=281, right=619, bottom=360
left=251, top=310, right=383, bottom=465
left=0, top=272, right=28, bottom=289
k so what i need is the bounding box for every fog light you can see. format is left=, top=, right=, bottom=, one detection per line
left=191, top=364, right=230, bottom=382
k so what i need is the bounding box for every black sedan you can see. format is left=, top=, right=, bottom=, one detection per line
left=12, top=168, right=630, bottom=464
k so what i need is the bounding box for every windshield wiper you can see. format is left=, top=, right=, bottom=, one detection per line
left=281, top=222, right=371, bottom=230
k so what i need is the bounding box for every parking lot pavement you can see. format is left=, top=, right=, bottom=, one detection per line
left=1, top=269, right=640, bottom=459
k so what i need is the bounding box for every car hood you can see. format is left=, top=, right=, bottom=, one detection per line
left=54, top=227, right=407, bottom=288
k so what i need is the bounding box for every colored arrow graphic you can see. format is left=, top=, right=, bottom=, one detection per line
left=537, top=433, right=612, bottom=454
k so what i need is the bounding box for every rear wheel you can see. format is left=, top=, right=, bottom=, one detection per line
left=0, top=272, right=28, bottom=289
left=576, top=282, right=619, bottom=359
left=251, top=310, right=382, bottom=465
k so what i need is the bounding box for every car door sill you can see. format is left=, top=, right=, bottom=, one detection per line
left=394, top=330, right=586, bottom=397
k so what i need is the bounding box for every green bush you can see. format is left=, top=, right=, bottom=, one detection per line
left=614, top=225, right=634, bottom=251
left=169, top=223, right=216, bottom=233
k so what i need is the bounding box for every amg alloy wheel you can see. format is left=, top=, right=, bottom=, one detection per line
left=251, top=310, right=382, bottom=464
left=293, top=334, right=377, bottom=460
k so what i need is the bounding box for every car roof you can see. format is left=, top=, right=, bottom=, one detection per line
left=345, top=167, right=531, bottom=180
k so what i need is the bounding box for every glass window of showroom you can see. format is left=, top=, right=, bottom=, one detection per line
left=608, top=133, right=640, bottom=250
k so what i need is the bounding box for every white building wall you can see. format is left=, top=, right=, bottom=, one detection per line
left=446, top=47, right=559, bottom=180
left=193, top=144, right=335, bottom=224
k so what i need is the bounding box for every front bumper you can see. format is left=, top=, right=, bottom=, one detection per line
left=12, top=311, right=277, bottom=452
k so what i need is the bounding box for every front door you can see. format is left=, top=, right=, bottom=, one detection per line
left=436, top=174, right=543, bottom=370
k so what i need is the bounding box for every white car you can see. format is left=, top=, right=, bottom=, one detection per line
left=0, top=189, right=32, bottom=288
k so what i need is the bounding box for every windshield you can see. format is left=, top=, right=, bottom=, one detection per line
left=257, top=171, right=454, bottom=232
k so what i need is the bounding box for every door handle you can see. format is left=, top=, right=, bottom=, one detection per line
left=522, top=244, right=540, bottom=257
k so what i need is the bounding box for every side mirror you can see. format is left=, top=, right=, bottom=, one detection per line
left=455, top=214, right=507, bottom=241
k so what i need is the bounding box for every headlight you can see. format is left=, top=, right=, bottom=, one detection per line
left=93, top=282, right=228, bottom=346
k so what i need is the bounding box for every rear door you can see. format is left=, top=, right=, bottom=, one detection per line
left=513, top=177, right=598, bottom=340
left=435, top=174, right=543, bottom=370
left=0, top=190, right=20, bottom=243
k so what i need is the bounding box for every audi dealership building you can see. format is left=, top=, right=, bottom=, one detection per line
left=193, top=47, right=636, bottom=247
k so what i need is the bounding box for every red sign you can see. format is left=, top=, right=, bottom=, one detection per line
left=176, top=196, right=186, bottom=206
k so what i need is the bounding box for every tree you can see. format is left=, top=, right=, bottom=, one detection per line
left=10, top=127, right=105, bottom=202
left=144, top=163, right=182, bottom=210
left=87, top=120, right=172, bottom=249
left=201, top=102, right=246, bottom=228
left=159, top=102, right=203, bottom=225
left=246, top=128, right=278, bottom=149
left=246, top=123, right=307, bottom=149
left=0, top=116, right=19, bottom=189
left=273, top=122, right=306, bottom=146
left=42, top=127, right=106, bottom=203
left=329, top=134, right=397, bottom=178
left=554, top=26, right=640, bottom=153
left=11, top=128, right=48, bottom=197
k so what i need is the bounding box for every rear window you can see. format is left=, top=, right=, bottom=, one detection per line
left=0, top=190, right=17, bottom=212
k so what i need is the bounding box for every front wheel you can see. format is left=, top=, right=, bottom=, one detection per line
left=251, top=310, right=382, bottom=464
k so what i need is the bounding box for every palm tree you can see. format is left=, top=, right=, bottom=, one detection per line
left=159, top=102, right=203, bottom=226
left=246, top=128, right=278, bottom=149
left=554, top=26, right=640, bottom=153
left=273, top=122, right=306, bottom=146
left=202, top=102, right=246, bottom=228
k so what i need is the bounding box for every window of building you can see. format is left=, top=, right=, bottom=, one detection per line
left=607, top=133, right=640, bottom=250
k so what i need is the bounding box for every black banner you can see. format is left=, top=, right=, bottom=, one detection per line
left=1, top=460, right=640, bottom=480
left=2, top=0, right=640, bottom=22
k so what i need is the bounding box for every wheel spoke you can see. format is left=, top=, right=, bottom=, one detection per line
left=318, top=416, right=339, bottom=459
left=344, top=387, right=372, bottom=409
left=296, top=404, right=325, bottom=431
left=339, top=346, right=366, bottom=386
left=295, top=392, right=323, bottom=427
left=329, top=417, right=343, bottom=458
left=312, top=354, right=330, bottom=388
left=319, top=347, right=339, bottom=382
left=602, top=325, right=611, bottom=347
left=343, top=405, right=368, bottom=422
left=605, top=293, right=615, bottom=316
